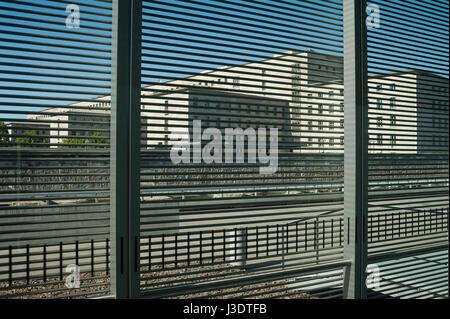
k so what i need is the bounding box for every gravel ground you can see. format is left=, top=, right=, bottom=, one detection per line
left=1, top=261, right=315, bottom=299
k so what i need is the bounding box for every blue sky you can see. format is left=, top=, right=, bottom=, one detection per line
left=0, top=0, right=112, bottom=121
left=0, top=0, right=448, bottom=122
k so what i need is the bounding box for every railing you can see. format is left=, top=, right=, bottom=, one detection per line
left=1, top=207, right=447, bottom=298
left=0, top=239, right=110, bottom=299
left=368, top=208, right=449, bottom=243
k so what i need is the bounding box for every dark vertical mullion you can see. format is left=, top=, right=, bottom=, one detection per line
left=256, top=226, right=259, bottom=258
left=245, top=227, right=248, bottom=260
left=187, top=232, right=191, bottom=266
left=110, top=0, right=142, bottom=298
left=76, top=241, right=79, bottom=267
left=148, top=235, right=151, bottom=271
left=223, top=229, right=226, bottom=262
left=211, top=230, right=214, bottom=263
left=8, top=246, right=12, bottom=287
left=199, top=231, right=203, bottom=265
left=175, top=233, right=178, bottom=267
left=43, top=244, right=47, bottom=283
left=305, top=221, right=308, bottom=251
left=91, top=239, right=95, bottom=276
left=343, top=0, right=369, bottom=299
left=26, top=245, right=30, bottom=285
left=162, top=234, right=165, bottom=269
left=331, top=219, right=334, bottom=247
left=106, top=238, right=110, bottom=276
left=60, top=242, right=63, bottom=281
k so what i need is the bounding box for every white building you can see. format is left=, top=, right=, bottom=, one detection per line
left=26, top=96, right=110, bottom=147
left=6, top=122, right=50, bottom=144
left=19, top=51, right=448, bottom=153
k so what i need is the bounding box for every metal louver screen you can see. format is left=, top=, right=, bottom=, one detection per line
left=138, top=0, right=347, bottom=298
left=0, top=0, right=447, bottom=301
left=0, top=0, right=112, bottom=298
left=365, top=1, right=449, bottom=299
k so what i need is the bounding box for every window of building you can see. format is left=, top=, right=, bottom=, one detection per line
left=329, top=138, right=335, bottom=146
left=319, top=121, right=323, bottom=130
left=390, top=135, right=396, bottom=145
left=308, top=121, right=313, bottom=131
left=329, top=91, right=334, bottom=97
left=329, top=121, right=334, bottom=130
left=376, top=84, right=382, bottom=91
left=308, top=105, right=313, bottom=114
left=233, top=78, right=240, bottom=87
left=318, top=137, right=324, bottom=146
left=390, top=97, right=396, bottom=108
left=318, top=104, right=323, bottom=114
left=340, top=119, right=344, bottom=128
left=340, top=136, right=344, bottom=145
left=329, top=104, right=334, bottom=113
left=377, top=134, right=383, bottom=145
left=377, top=117, right=383, bottom=127
left=390, top=83, right=396, bottom=91
left=340, top=102, right=344, bottom=112
left=292, top=76, right=301, bottom=86
left=377, top=98, right=383, bottom=109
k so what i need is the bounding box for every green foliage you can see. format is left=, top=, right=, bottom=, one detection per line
left=88, top=131, right=107, bottom=149
left=15, top=130, right=46, bottom=147
left=61, top=132, right=86, bottom=148
left=0, top=121, right=9, bottom=146
left=61, top=131, right=107, bottom=149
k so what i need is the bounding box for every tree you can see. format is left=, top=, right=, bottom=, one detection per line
left=88, top=131, right=107, bottom=149
left=61, top=131, right=107, bottom=149
left=61, top=132, right=86, bottom=148
left=15, top=130, right=46, bottom=147
left=0, top=121, right=9, bottom=146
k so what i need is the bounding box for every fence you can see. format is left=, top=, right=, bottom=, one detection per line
left=0, top=207, right=447, bottom=298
